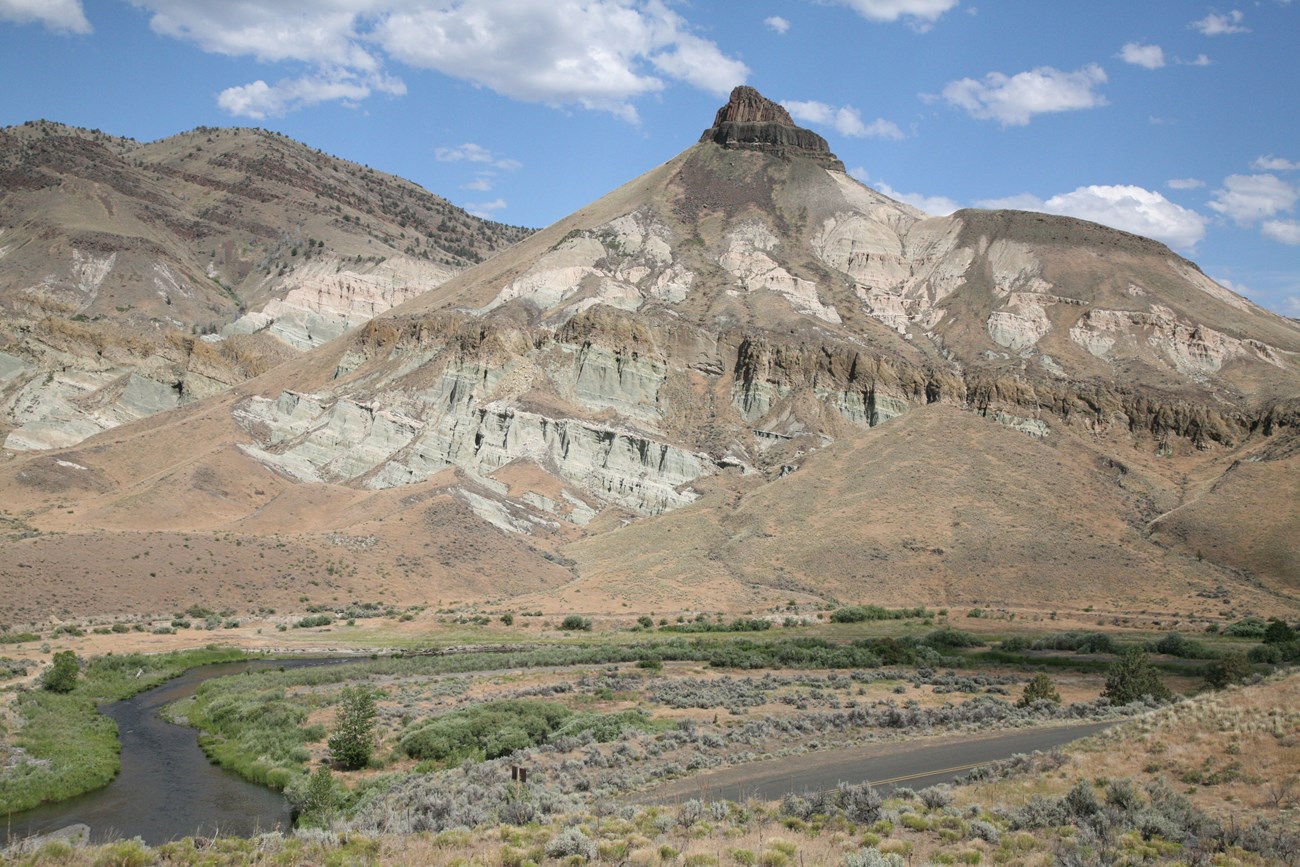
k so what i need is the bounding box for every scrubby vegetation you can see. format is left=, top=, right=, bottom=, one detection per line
left=7, top=609, right=1297, bottom=864
left=0, top=646, right=248, bottom=813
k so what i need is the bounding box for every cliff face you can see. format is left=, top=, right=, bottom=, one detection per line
left=700, top=86, right=845, bottom=171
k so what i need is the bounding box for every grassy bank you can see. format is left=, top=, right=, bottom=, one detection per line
left=0, top=645, right=249, bottom=814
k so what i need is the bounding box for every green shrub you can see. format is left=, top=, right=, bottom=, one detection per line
left=42, top=651, right=79, bottom=693
left=1017, top=673, right=1061, bottom=706
left=1203, top=654, right=1252, bottom=689
left=1223, top=617, right=1267, bottom=638
left=400, top=700, right=573, bottom=763
left=925, top=628, right=983, bottom=648
left=1263, top=619, right=1297, bottom=644
left=560, top=615, right=592, bottom=632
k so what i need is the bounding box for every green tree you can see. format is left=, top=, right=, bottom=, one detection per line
left=328, top=686, right=377, bottom=770
left=1017, top=673, right=1062, bottom=707
left=1102, top=647, right=1172, bottom=705
left=297, top=766, right=338, bottom=828
left=42, top=650, right=79, bottom=693
left=1203, top=653, right=1252, bottom=690
left=1263, top=619, right=1297, bottom=644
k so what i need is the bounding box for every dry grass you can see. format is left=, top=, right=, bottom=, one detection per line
left=958, top=669, right=1300, bottom=831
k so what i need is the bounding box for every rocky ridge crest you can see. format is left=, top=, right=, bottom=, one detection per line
left=700, top=86, right=845, bottom=171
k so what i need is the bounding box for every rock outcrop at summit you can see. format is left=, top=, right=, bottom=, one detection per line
left=700, top=86, right=845, bottom=171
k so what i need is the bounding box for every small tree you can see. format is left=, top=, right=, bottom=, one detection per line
left=1203, top=653, right=1252, bottom=690
left=297, top=766, right=338, bottom=828
left=1102, top=647, right=1172, bottom=705
left=328, top=686, right=377, bottom=770
left=1263, top=619, right=1297, bottom=644
left=42, top=650, right=79, bottom=693
left=1017, top=673, right=1062, bottom=707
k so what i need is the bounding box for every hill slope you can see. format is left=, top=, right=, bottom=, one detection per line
left=0, top=89, right=1296, bottom=623
left=0, top=120, right=531, bottom=450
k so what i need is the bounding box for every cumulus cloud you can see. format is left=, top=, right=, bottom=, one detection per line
left=0, top=0, right=91, bottom=33
left=1190, top=9, right=1248, bottom=35
left=850, top=168, right=961, bottom=215
left=130, top=0, right=748, bottom=120
left=1184, top=53, right=1213, bottom=66
left=217, top=71, right=405, bottom=119
left=764, top=15, right=790, bottom=34
left=979, top=185, right=1209, bottom=250
left=830, top=0, right=960, bottom=26
left=376, top=1, right=746, bottom=120
left=462, top=175, right=495, bottom=192
left=435, top=143, right=521, bottom=170
left=1262, top=220, right=1300, bottom=245
left=784, top=101, right=904, bottom=140
left=466, top=198, right=508, bottom=218
left=1119, top=42, right=1165, bottom=69
left=941, top=64, right=1108, bottom=126
left=1167, top=178, right=1205, bottom=190
left=1253, top=155, right=1300, bottom=171
left=1209, top=174, right=1298, bottom=224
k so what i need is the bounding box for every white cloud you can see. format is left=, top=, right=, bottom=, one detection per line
left=466, top=198, right=508, bottom=218
left=435, top=143, right=521, bottom=170
left=1208, top=174, right=1298, bottom=224
left=376, top=0, right=746, bottom=120
left=831, top=0, right=960, bottom=26
left=764, top=15, right=790, bottom=34
left=131, top=0, right=748, bottom=121
left=1190, top=9, right=1249, bottom=35
left=941, top=64, right=1108, bottom=126
left=1119, top=42, right=1165, bottom=69
left=1167, top=178, right=1205, bottom=190
left=1253, top=155, right=1300, bottom=171
left=1184, top=53, right=1213, bottom=66
left=850, top=168, right=961, bottom=215
left=979, top=185, right=1209, bottom=251
left=137, top=1, right=379, bottom=69
left=462, top=175, right=495, bottom=192
left=1262, top=220, right=1300, bottom=245
left=0, top=0, right=90, bottom=33
left=784, top=100, right=904, bottom=140
left=217, top=71, right=405, bottom=119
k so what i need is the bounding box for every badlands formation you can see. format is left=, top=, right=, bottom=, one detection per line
left=0, top=121, right=529, bottom=451
left=1, top=87, right=1298, bottom=623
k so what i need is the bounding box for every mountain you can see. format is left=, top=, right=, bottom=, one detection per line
left=0, top=120, right=530, bottom=450
left=1, top=88, right=1296, bottom=624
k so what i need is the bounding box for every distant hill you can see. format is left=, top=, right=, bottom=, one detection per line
left=0, top=119, right=531, bottom=449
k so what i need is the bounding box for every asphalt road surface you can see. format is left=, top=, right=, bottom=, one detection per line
left=639, top=720, right=1117, bottom=804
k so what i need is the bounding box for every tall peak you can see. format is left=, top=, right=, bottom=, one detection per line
left=699, top=86, right=844, bottom=171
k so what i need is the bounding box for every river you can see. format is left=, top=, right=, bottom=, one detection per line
left=4, top=656, right=360, bottom=846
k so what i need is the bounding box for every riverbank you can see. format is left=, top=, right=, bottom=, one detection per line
left=0, top=646, right=252, bottom=814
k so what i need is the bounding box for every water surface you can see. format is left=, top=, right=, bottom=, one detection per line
left=5, top=657, right=358, bottom=845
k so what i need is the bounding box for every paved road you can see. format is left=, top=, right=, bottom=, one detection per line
left=639, top=720, right=1116, bottom=804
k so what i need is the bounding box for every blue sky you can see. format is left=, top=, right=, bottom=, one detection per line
left=2, top=1, right=1298, bottom=315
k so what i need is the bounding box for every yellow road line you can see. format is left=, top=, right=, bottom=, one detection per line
left=867, top=761, right=991, bottom=786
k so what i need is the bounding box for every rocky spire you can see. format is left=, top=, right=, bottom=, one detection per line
left=699, top=86, right=844, bottom=171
